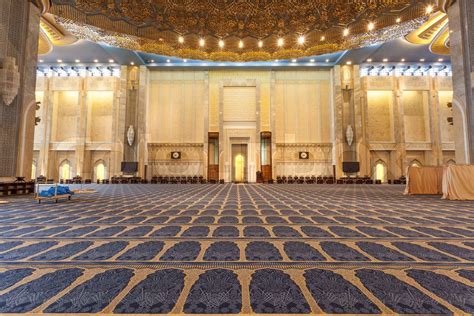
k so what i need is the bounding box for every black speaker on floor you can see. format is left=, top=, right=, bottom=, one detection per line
left=121, top=162, right=138, bottom=173
left=343, top=162, right=360, bottom=173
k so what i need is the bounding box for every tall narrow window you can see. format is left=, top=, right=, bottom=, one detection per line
left=31, top=161, right=37, bottom=180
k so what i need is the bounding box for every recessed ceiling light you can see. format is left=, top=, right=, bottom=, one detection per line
left=292, top=59, right=297, bottom=63
left=438, top=58, right=444, bottom=62
left=39, top=59, right=44, bottom=63
left=420, top=58, right=425, bottom=62
left=258, top=40, right=263, bottom=48
left=199, top=38, right=205, bottom=47
left=310, top=59, right=315, bottom=63
left=367, top=58, right=372, bottom=62
left=183, top=59, right=187, bottom=63
left=396, top=17, right=401, bottom=23
left=218, top=40, right=225, bottom=48
left=74, top=59, right=80, bottom=63
left=275, top=59, right=279, bottom=62
left=346, top=61, right=352, bottom=65
left=94, top=59, right=99, bottom=63
left=178, top=36, right=184, bottom=43
left=166, top=59, right=170, bottom=63
left=343, top=28, right=349, bottom=36
left=368, top=22, right=375, bottom=31
left=320, top=36, right=325, bottom=41
left=277, top=38, right=284, bottom=47
left=426, top=5, right=433, bottom=14
left=401, top=58, right=406, bottom=62
left=297, top=35, right=305, bottom=45
left=130, top=62, right=135, bottom=65
left=150, top=60, right=155, bottom=63
left=383, top=58, right=388, bottom=62
left=57, top=59, right=63, bottom=63
left=238, top=40, right=244, bottom=48
left=325, top=59, right=330, bottom=63
left=109, top=59, right=114, bottom=63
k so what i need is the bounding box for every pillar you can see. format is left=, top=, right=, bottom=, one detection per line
left=0, top=0, right=42, bottom=178
left=446, top=0, right=474, bottom=163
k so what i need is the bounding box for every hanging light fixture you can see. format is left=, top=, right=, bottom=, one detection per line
left=0, top=57, right=20, bottom=106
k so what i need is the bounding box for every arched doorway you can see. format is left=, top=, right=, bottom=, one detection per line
left=374, top=160, right=387, bottom=183
left=59, top=160, right=71, bottom=180
left=94, top=160, right=107, bottom=181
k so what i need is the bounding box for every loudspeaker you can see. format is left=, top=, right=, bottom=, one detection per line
left=343, top=162, right=360, bottom=173
left=299, top=152, right=309, bottom=159
left=171, top=151, right=181, bottom=160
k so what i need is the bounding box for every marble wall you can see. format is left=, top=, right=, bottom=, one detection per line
left=33, top=67, right=456, bottom=182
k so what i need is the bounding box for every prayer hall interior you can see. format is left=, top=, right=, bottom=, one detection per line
left=0, top=0, right=474, bottom=314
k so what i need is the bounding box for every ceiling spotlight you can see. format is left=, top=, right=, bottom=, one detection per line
left=238, top=40, right=244, bottom=48
left=343, top=28, right=349, bottom=37
left=218, top=40, right=225, bottom=48
left=275, top=59, right=279, bottom=62
left=401, top=58, right=406, bottom=62
left=320, top=35, right=325, bottom=41
left=297, top=35, right=305, bottom=45
left=277, top=38, right=284, bottom=47
left=39, top=59, right=44, bottom=63
left=130, top=62, right=135, bottom=65
left=325, top=59, right=330, bottom=63
left=438, top=58, right=444, bottom=62
left=178, top=36, right=184, bottom=43
left=346, top=61, right=352, bottom=65
left=258, top=40, right=263, bottom=48
left=292, top=59, right=297, bottom=63
left=368, top=22, right=375, bottom=31
left=109, top=59, right=114, bottom=63
left=396, top=17, right=402, bottom=23
left=199, top=38, right=205, bottom=47
left=367, top=58, right=372, bottom=63
left=166, top=59, right=171, bottom=63
left=94, top=59, right=99, bottom=63
left=183, top=59, right=187, bottom=63
left=420, top=58, right=425, bottom=62
left=75, top=59, right=80, bottom=63
left=426, top=5, right=434, bottom=14
left=57, top=59, right=63, bottom=63
left=310, top=59, right=315, bottom=63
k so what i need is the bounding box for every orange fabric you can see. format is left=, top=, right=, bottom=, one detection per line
left=442, top=165, right=474, bottom=200
left=404, top=166, right=444, bottom=195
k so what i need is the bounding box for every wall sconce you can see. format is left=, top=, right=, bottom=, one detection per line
left=0, top=57, right=20, bottom=106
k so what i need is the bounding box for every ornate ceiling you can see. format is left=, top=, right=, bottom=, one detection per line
left=41, top=0, right=438, bottom=61
left=405, top=0, right=455, bottom=55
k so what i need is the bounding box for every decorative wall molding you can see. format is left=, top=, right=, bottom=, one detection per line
left=148, top=143, right=204, bottom=148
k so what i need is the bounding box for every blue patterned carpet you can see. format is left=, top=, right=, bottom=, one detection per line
left=0, top=184, right=473, bottom=314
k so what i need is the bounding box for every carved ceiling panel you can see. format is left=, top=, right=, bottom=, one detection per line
left=44, top=0, right=436, bottom=60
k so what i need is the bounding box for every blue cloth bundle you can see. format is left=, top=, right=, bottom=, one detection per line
left=39, top=186, right=74, bottom=197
